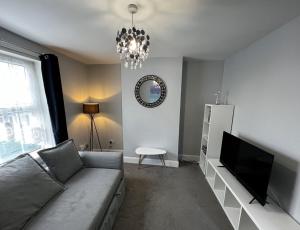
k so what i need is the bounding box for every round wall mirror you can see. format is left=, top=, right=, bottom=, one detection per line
left=135, top=75, right=167, bottom=108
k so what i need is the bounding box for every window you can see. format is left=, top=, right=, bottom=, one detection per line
left=0, top=52, right=55, bottom=164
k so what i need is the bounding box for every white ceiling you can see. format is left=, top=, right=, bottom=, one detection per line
left=0, top=0, right=300, bottom=64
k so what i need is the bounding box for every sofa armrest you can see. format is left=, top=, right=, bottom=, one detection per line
left=79, top=151, right=123, bottom=170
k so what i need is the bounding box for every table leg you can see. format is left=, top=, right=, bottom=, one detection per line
left=162, top=155, right=166, bottom=166
left=158, top=155, right=163, bottom=165
left=159, top=154, right=166, bottom=167
left=138, top=154, right=145, bottom=169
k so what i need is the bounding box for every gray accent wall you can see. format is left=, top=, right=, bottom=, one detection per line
left=222, top=15, right=300, bottom=223
left=179, top=59, right=224, bottom=159
left=87, top=64, right=123, bottom=149
left=121, top=58, right=183, bottom=161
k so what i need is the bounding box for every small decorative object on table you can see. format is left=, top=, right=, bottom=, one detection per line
left=214, top=90, right=222, bottom=105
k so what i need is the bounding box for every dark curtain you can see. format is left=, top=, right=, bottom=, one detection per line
left=40, top=54, right=68, bottom=144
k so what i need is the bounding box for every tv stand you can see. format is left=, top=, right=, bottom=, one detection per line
left=204, top=159, right=300, bottom=230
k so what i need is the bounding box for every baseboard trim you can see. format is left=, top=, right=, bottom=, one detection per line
left=92, top=148, right=123, bottom=152
left=182, top=154, right=200, bottom=162
left=124, top=156, right=179, bottom=168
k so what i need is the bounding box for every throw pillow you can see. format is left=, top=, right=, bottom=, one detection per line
left=38, top=139, right=83, bottom=183
left=0, top=155, right=63, bottom=230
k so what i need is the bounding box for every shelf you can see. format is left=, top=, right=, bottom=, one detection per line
left=202, top=123, right=210, bottom=137
left=200, top=150, right=206, bottom=156
left=239, top=209, right=259, bottom=230
left=215, top=190, right=225, bottom=205
left=200, top=104, right=234, bottom=159
left=204, top=120, right=211, bottom=125
left=202, top=135, right=208, bottom=142
left=199, top=151, right=206, bottom=175
left=200, top=164, right=206, bottom=175
left=206, top=161, right=215, bottom=179
left=207, top=177, right=214, bottom=189
left=204, top=105, right=212, bottom=125
left=207, top=159, right=300, bottom=230
left=214, top=174, right=226, bottom=191
left=224, top=207, right=241, bottom=230
left=224, top=187, right=241, bottom=209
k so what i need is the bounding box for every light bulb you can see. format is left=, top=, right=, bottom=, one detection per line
left=129, top=39, right=137, bottom=51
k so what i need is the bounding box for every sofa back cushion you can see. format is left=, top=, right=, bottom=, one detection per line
left=0, top=155, right=63, bottom=230
left=38, top=139, right=83, bottom=183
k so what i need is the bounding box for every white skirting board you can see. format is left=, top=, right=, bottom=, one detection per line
left=123, top=156, right=179, bottom=168
left=181, top=154, right=200, bottom=162
left=90, top=149, right=179, bottom=168
left=92, top=148, right=123, bottom=152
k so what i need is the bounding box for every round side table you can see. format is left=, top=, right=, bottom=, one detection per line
left=135, top=147, right=167, bottom=167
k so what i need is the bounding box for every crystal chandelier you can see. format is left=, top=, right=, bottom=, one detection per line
left=116, top=4, right=150, bottom=69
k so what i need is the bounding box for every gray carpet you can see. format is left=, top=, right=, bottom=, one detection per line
left=113, top=162, right=233, bottom=230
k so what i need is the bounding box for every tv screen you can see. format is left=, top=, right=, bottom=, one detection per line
left=220, top=132, right=240, bottom=174
left=235, top=141, right=274, bottom=205
left=219, top=132, right=274, bottom=206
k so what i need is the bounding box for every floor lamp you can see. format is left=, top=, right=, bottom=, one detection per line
left=83, top=103, right=102, bottom=151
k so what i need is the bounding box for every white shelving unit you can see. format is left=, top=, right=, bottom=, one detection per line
left=199, top=104, right=234, bottom=175
left=206, top=159, right=300, bottom=230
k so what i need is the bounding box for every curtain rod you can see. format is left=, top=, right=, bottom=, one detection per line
left=0, top=39, right=44, bottom=59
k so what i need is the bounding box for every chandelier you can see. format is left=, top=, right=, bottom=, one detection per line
left=116, top=4, right=150, bottom=69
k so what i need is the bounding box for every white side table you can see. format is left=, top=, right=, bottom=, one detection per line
left=135, top=147, right=167, bottom=166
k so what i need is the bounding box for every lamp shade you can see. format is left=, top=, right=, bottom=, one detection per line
left=83, top=103, right=99, bottom=114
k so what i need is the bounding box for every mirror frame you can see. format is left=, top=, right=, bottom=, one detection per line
left=134, top=75, right=167, bottom=108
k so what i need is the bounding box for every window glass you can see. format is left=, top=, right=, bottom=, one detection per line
left=0, top=52, right=55, bottom=163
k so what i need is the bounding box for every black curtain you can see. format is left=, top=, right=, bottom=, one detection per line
left=40, top=54, right=68, bottom=144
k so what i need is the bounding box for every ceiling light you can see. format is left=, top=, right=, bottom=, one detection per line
left=116, top=4, right=150, bottom=70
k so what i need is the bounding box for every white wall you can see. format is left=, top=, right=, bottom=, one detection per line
left=87, top=64, right=123, bottom=149
left=0, top=28, right=90, bottom=147
left=179, top=59, right=224, bottom=159
left=222, top=15, right=300, bottom=223
left=121, top=58, right=183, bottom=161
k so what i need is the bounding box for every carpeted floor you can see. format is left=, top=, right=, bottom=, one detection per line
left=113, top=162, right=233, bottom=230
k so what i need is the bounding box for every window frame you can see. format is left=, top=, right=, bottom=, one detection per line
left=0, top=50, right=55, bottom=163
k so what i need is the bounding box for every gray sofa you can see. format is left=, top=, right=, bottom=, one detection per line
left=0, top=141, right=125, bottom=230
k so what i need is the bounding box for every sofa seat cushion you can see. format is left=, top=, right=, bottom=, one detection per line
left=24, top=168, right=122, bottom=230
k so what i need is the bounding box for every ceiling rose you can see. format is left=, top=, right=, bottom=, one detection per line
left=116, top=4, right=150, bottom=70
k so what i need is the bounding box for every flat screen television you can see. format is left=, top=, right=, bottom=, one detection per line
left=220, top=132, right=240, bottom=174
left=220, top=132, right=274, bottom=205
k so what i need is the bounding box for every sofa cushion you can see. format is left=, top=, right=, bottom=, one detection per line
left=0, top=155, right=63, bottom=230
left=24, top=168, right=122, bottom=230
left=38, top=139, right=83, bottom=183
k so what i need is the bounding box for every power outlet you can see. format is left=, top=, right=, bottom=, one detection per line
left=79, top=144, right=88, bottom=151
left=108, top=139, right=114, bottom=148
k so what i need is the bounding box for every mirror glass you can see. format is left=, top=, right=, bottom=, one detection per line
left=139, top=80, right=161, bottom=103
left=135, top=75, right=167, bottom=108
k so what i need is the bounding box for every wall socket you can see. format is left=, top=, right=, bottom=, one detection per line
left=79, top=144, right=88, bottom=151
left=108, top=139, right=114, bottom=148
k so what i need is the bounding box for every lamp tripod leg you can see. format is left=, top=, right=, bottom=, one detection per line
left=90, top=114, right=93, bottom=151
left=92, top=115, right=102, bottom=151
